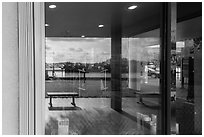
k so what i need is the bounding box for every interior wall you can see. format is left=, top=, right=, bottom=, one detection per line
left=135, top=16, right=202, bottom=41
left=176, top=17, right=202, bottom=41
left=2, top=2, right=19, bottom=135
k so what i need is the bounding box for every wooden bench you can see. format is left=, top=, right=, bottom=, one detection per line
left=47, top=92, right=79, bottom=107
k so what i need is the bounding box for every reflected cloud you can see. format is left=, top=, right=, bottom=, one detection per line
left=46, top=37, right=107, bottom=42
left=69, top=47, right=83, bottom=52
left=46, top=37, right=111, bottom=63
left=101, top=52, right=110, bottom=56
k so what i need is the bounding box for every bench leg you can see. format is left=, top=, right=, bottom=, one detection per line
left=71, top=96, right=76, bottom=107
left=49, top=96, right=53, bottom=107
left=140, top=96, right=143, bottom=103
left=137, top=95, right=143, bottom=104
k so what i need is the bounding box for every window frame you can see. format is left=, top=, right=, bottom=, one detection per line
left=18, top=2, right=45, bottom=135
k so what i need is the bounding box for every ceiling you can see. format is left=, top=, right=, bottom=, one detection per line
left=45, top=2, right=202, bottom=38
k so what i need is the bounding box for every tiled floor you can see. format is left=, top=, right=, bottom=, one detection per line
left=45, top=97, right=159, bottom=135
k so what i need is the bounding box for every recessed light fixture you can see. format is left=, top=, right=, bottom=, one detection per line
left=81, top=35, right=85, bottom=38
left=128, top=5, right=137, bottom=10
left=98, top=24, right=104, bottom=28
left=45, top=24, right=49, bottom=27
left=49, top=5, right=56, bottom=9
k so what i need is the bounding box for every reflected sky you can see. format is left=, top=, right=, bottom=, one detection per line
left=46, top=37, right=111, bottom=63
left=46, top=37, right=160, bottom=63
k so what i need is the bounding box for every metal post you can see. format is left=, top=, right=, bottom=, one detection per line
left=104, top=69, right=107, bottom=90
left=52, top=63, right=54, bottom=77
left=52, top=52, right=55, bottom=77
left=181, top=58, right=184, bottom=88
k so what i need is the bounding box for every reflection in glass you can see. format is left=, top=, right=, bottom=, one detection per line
left=122, top=37, right=161, bottom=135
left=45, top=38, right=112, bottom=97
left=175, top=38, right=202, bottom=135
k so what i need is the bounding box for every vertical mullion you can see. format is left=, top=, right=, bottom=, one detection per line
left=18, top=2, right=35, bottom=134
left=33, top=2, right=45, bottom=134
left=160, top=2, right=171, bottom=134
left=160, top=2, right=177, bottom=134
left=19, top=2, right=29, bottom=134
left=28, top=2, right=35, bottom=135
left=32, top=2, right=36, bottom=134
left=169, top=2, right=177, bottom=135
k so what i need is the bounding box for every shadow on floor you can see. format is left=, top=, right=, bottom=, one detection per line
left=119, top=110, right=155, bottom=132
left=119, top=110, right=137, bottom=122
left=137, top=101, right=160, bottom=109
left=48, top=106, right=82, bottom=111
left=45, top=117, right=58, bottom=135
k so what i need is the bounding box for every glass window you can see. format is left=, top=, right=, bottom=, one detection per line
left=122, top=37, right=161, bottom=135
left=174, top=38, right=202, bottom=135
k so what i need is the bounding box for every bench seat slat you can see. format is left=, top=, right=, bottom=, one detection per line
left=47, top=92, right=79, bottom=96
left=140, top=93, right=160, bottom=96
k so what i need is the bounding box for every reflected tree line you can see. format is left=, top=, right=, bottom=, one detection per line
left=46, top=58, right=130, bottom=73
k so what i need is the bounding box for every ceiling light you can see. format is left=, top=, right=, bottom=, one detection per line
left=81, top=35, right=85, bottom=38
left=45, top=24, right=49, bottom=27
left=98, top=24, right=104, bottom=28
left=128, top=5, right=137, bottom=10
left=49, top=5, right=56, bottom=9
